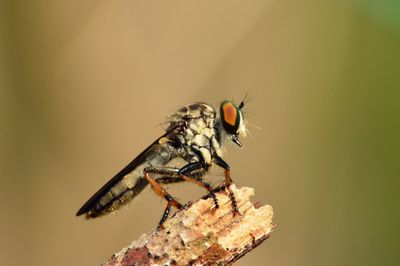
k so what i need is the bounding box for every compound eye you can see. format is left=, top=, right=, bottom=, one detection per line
left=220, top=100, right=241, bottom=134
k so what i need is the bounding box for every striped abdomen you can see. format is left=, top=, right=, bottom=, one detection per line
left=76, top=138, right=178, bottom=218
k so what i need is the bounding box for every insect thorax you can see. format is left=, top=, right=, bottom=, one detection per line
left=167, top=103, right=223, bottom=165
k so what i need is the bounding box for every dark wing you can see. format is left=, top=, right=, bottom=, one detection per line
left=76, top=132, right=171, bottom=217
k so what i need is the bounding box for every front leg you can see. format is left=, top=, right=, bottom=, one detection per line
left=213, top=155, right=239, bottom=215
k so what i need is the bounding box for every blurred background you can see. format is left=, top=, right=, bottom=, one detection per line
left=1, top=0, right=399, bottom=265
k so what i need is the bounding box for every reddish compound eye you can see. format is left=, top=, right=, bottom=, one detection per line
left=222, top=102, right=237, bottom=126
left=220, top=100, right=241, bottom=134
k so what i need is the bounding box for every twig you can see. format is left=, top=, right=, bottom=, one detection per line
left=103, top=185, right=274, bottom=266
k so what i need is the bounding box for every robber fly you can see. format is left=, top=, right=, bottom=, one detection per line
left=76, top=99, right=248, bottom=228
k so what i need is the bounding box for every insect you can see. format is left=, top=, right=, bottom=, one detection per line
left=76, top=98, right=248, bottom=228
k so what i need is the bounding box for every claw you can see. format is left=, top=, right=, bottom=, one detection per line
left=157, top=224, right=165, bottom=231
left=227, top=186, right=239, bottom=216
left=210, top=192, right=219, bottom=209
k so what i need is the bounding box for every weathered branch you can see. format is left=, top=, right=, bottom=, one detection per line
left=103, top=185, right=274, bottom=266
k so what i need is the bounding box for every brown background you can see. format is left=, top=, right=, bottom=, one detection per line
left=1, top=1, right=399, bottom=265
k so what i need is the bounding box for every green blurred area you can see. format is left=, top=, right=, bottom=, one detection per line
left=1, top=1, right=399, bottom=265
left=352, top=0, right=400, bottom=31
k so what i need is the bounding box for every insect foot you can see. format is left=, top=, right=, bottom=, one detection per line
left=103, top=185, right=274, bottom=266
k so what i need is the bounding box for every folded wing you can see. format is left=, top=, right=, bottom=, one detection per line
left=76, top=132, right=177, bottom=218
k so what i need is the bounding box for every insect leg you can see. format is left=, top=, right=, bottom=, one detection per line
left=155, top=163, right=219, bottom=209
left=213, top=156, right=239, bottom=215
left=160, top=201, right=173, bottom=228
left=179, top=162, right=219, bottom=209
left=156, top=176, right=185, bottom=184
left=143, top=167, right=183, bottom=228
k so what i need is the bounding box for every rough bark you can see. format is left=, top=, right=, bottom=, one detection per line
left=103, top=185, right=274, bottom=266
